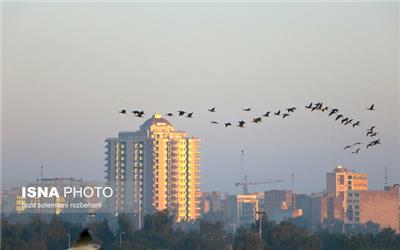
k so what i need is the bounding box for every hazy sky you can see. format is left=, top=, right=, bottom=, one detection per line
left=2, top=3, right=399, bottom=194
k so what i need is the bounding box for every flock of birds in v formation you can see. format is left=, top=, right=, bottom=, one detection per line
left=118, top=103, right=381, bottom=155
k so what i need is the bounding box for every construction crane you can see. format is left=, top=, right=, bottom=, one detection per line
left=234, top=174, right=285, bottom=194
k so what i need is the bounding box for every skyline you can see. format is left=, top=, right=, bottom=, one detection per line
left=2, top=3, right=399, bottom=194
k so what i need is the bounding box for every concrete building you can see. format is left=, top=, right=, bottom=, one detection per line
left=326, top=165, right=368, bottom=222
left=347, top=186, right=399, bottom=232
left=296, top=193, right=328, bottom=225
left=225, top=193, right=261, bottom=227
left=264, top=190, right=300, bottom=222
left=201, top=191, right=223, bottom=215
left=105, top=113, right=201, bottom=226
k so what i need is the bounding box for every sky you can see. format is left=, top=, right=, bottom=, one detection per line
left=2, top=2, right=399, bottom=194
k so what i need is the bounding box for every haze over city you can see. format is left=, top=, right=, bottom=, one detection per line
left=2, top=3, right=399, bottom=194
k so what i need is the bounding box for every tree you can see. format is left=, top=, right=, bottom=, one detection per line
left=234, top=228, right=264, bottom=250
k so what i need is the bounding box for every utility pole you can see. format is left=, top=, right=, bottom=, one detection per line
left=255, top=211, right=265, bottom=239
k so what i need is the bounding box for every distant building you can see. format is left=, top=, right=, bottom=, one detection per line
left=225, top=193, right=261, bottom=227
left=201, top=191, right=223, bottom=215
left=105, top=113, right=201, bottom=227
left=296, top=193, right=328, bottom=225
left=326, top=165, right=368, bottom=222
left=347, top=186, right=399, bottom=232
left=264, top=190, right=300, bottom=222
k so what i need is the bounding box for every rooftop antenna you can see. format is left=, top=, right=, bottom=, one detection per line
left=291, top=173, right=296, bottom=209
left=40, top=164, right=44, bottom=183
left=384, top=166, right=388, bottom=187
left=240, top=149, right=244, bottom=181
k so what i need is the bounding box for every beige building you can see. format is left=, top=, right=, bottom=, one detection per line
left=326, top=165, right=368, bottom=221
left=347, top=187, right=399, bottom=232
left=105, top=113, right=200, bottom=225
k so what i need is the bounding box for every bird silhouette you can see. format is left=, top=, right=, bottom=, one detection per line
left=178, top=111, right=185, bottom=116
left=352, top=148, right=361, bottom=154
left=353, top=142, right=362, bottom=145
left=367, top=104, right=375, bottom=111
left=166, top=113, right=174, bottom=117
left=237, top=121, right=245, bottom=128
left=341, top=118, right=349, bottom=124
left=243, top=108, right=251, bottom=111
left=352, top=121, right=360, bottom=127
left=186, top=112, right=194, bottom=118
left=343, top=145, right=352, bottom=150
left=132, top=110, right=145, bottom=117
left=366, top=139, right=381, bottom=148
left=282, top=113, right=290, bottom=119
left=274, top=110, right=281, bottom=116
left=263, top=111, right=271, bottom=117
left=119, top=110, right=127, bottom=114
left=328, top=109, right=339, bottom=116
left=335, top=114, right=343, bottom=121
left=224, top=123, right=232, bottom=127
left=344, top=119, right=353, bottom=126
left=305, top=103, right=313, bottom=109
left=211, top=121, right=218, bottom=124
left=208, top=107, right=216, bottom=112
left=252, top=117, right=262, bottom=123
left=367, top=126, right=376, bottom=132
left=287, top=107, right=296, bottom=113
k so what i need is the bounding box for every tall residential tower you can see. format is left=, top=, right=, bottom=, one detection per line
left=105, top=113, right=200, bottom=227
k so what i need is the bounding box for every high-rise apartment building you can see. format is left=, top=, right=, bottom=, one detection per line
left=105, top=113, right=200, bottom=226
left=326, top=165, right=368, bottom=221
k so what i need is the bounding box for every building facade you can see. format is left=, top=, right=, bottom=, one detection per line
left=326, top=165, right=368, bottom=222
left=105, top=113, right=201, bottom=226
left=347, top=186, right=399, bottom=232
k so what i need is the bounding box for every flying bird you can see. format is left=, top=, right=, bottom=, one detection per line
left=353, top=142, right=363, bottom=145
left=178, top=110, right=185, bottom=116
left=305, top=103, right=313, bottom=109
left=132, top=110, right=145, bottom=117
left=274, top=110, right=281, bottom=116
left=243, top=108, right=251, bottom=112
left=237, top=121, right=246, bottom=128
left=263, top=112, right=271, bottom=117
left=166, top=113, right=174, bottom=117
left=186, top=112, right=194, bottom=118
left=352, top=121, right=361, bottom=127
left=252, top=117, right=262, bottom=123
left=367, top=104, right=375, bottom=111
left=224, top=123, right=232, bottom=127
left=118, top=110, right=127, bottom=114
left=335, top=114, right=343, bottom=121
left=208, top=107, right=216, bottom=112
left=328, top=109, right=339, bottom=116
left=343, top=145, right=352, bottom=150
left=282, top=113, right=290, bottom=119
left=352, top=148, right=361, bottom=154
left=211, top=121, right=218, bottom=124
left=287, top=107, right=296, bottom=113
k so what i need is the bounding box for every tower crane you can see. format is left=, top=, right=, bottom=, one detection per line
left=234, top=174, right=284, bottom=194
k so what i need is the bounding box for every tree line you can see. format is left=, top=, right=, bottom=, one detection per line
left=1, top=210, right=400, bottom=250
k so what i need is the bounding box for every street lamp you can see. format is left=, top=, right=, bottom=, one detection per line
left=255, top=211, right=266, bottom=239
left=119, top=231, right=125, bottom=248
